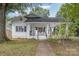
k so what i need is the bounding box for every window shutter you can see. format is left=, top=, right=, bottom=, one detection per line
left=24, top=26, right=26, bottom=32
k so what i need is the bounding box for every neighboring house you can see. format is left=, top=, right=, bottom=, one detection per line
left=11, top=13, right=70, bottom=40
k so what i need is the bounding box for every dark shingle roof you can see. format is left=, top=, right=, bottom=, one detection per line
left=24, top=13, right=66, bottom=22
left=25, top=17, right=66, bottom=22
left=24, top=13, right=41, bottom=18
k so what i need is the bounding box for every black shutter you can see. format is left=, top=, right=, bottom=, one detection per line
left=24, top=26, right=26, bottom=32
left=16, top=26, right=19, bottom=32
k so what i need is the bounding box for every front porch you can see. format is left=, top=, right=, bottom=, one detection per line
left=27, top=23, right=48, bottom=40
left=26, top=22, right=70, bottom=40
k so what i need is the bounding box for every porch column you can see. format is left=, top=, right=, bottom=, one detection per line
left=46, top=24, right=49, bottom=38
left=58, top=24, right=61, bottom=37
left=27, top=24, right=30, bottom=38
left=65, top=23, right=69, bottom=37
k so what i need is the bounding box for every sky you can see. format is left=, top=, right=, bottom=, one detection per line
left=49, top=3, right=63, bottom=17
left=7, top=3, right=63, bottom=18
left=40, top=3, right=63, bottom=17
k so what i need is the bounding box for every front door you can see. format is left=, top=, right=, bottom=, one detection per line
left=35, top=27, right=47, bottom=39
left=36, top=27, right=45, bottom=35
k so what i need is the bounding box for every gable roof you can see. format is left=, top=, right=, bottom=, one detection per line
left=24, top=13, right=66, bottom=22
left=24, top=13, right=41, bottom=18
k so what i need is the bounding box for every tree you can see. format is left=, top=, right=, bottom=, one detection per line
left=30, top=7, right=49, bottom=17
left=57, top=3, right=79, bottom=20
left=6, top=3, right=50, bottom=16
left=56, top=3, right=79, bottom=36
left=0, top=4, right=7, bottom=41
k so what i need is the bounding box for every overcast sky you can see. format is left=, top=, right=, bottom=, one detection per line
left=7, top=3, right=63, bottom=18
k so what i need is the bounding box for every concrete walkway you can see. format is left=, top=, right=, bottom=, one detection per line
left=36, top=40, right=55, bottom=56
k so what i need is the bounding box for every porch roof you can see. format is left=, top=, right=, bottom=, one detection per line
left=25, top=17, right=66, bottom=22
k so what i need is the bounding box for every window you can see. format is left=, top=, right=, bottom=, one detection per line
left=16, top=26, right=26, bottom=32
left=35, top=27, right=45, bottom=32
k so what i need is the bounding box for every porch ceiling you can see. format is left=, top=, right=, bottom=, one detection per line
left=30, top=23, right=47, bottom=27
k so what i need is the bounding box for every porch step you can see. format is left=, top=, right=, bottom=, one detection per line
left=38, top=36, right=47, bottom=40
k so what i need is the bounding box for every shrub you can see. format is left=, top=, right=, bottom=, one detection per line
left=48, top=37, right=58, bottom=43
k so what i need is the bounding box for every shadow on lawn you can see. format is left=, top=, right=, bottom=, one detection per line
left=48, top=38, right=79, bottom=56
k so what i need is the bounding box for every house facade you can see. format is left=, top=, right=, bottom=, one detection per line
left=12, top=14, right=69, bottom=40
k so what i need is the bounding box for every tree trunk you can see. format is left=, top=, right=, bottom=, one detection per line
left=0, top=3, right=7, bottom=41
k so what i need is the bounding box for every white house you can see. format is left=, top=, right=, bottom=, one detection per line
left=11, top=14, right=69, bottom=40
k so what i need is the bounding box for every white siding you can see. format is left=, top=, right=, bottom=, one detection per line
left=12, top=22, right=29, bottom=38
left=12, top=22, right=62, bottom=40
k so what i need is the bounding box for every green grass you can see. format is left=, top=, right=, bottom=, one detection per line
left=0, top=39, right=38, bottom=56
left=48, top=37, right=58, bottom=43
left=48, top=39, right=79, bottom=56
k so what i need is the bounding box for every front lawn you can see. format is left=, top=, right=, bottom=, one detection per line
left=0, top=39, right=37, bottom=56
left=48, top=39, right=79, bottom=56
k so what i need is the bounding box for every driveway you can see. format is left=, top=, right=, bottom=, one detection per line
left=36, top=40, right=55, bottom=56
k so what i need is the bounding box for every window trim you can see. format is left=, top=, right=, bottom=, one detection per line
left=16, top=26, right=27, bottom=32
